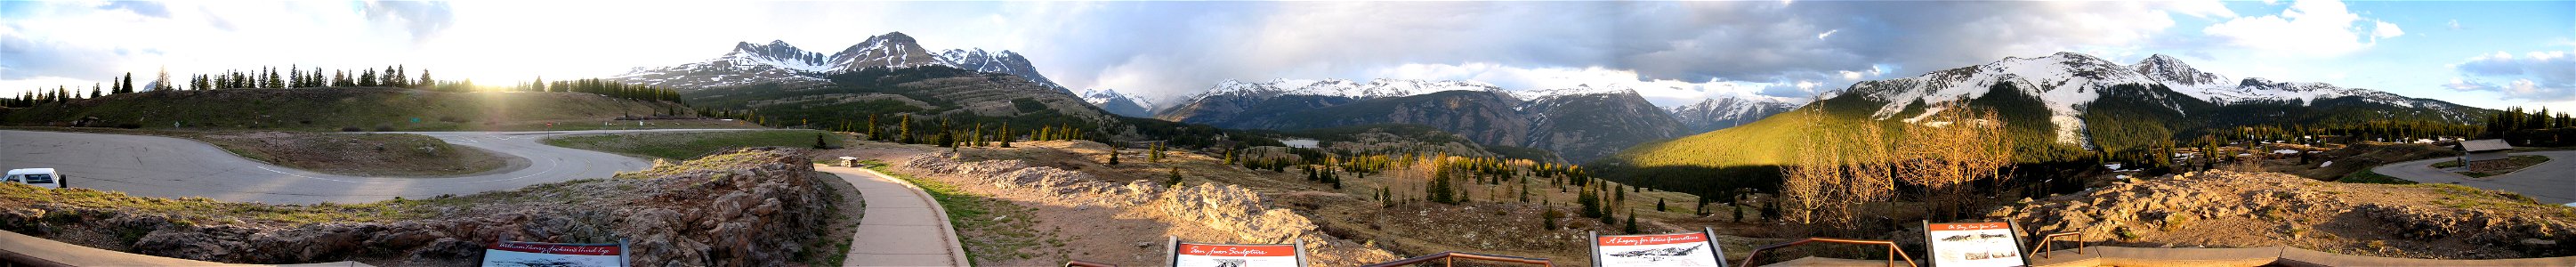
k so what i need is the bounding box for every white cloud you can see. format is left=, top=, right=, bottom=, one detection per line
left=2371, top=20, right=2403, bottom=39
left=1816, top=29, right=1837, bottom=40
left=2200, top=0, right=2394, bottom=56
left=2447, top=19, right=2462, bottom=30
left=2450, top=50, right=2576, bottom=101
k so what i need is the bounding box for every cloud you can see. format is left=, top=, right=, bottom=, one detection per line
left=1020, top=1, right=2236, bottom=104
left=2447, top=19, right=2462, bottom=30
left=2200, top=0, right=2395, bottom=56
left=2450, top=50, right=2576, bottom=101
left=101, top=1, right=169, bottom=18
left=361, top=1, right=456, bottom=44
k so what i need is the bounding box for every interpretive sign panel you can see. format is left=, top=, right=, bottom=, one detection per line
left=1168, top=239, right=1305, bottom=267
left=481, top=240, right=628, bottom=267
left=1924, top=222, right=2024, bottom=267
left=1590, top=229, right=1726, bottom=267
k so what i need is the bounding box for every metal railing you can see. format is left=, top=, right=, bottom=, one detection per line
left=2029, top=231, right=2087, bottom=258
left=1737, top=238, right=1917, bottom=267
left=1063, top=260, right=1117, bottom=267
left=1360, top=251, right=1553, bottom=267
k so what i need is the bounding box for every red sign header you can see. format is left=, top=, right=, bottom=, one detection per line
left=1176, top=244, right=1298, bottom=257
left=492, top=241, right=622, bottom=255
left=1596, top=232, right=1708, bottom=246
left=1929, top=222, right=2010, bottom=231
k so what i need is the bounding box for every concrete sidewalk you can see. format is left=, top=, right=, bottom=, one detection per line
left=819, top=165, right=973, bottom=267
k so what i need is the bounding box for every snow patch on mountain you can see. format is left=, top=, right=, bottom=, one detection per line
left=1841, top=52, right=2479, bottom=148
left=614, top=32, right=1066, bottom=93
left=1189, top=78, right=1508, bottom=103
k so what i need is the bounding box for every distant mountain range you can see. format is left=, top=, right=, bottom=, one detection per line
left=1150, top=78, right=1796, bottom=162
left=611, top=32, right=1064, bottom=93
left=1079, top=88, right=1153, bottom=117
left=1595, top=52, right=2492, bottom=180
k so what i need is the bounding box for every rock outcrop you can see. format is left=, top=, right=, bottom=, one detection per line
left=0, top=148, right=835, bottom=266
left=898, top=152, right=1399, bottom=265
left=2005, top=170, right=2576, bottom=259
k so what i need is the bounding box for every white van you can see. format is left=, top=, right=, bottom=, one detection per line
left=4, top=168, right=66, bottom=189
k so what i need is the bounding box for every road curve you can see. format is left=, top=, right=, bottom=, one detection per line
left=2371, top=150, right=2576, bottom=205
left=0, top=129, right=742, bottom=205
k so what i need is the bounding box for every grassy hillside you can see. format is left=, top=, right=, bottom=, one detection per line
left=0, top=87, right=706, bottom=131
left=542, top=129, right=843, bottom=159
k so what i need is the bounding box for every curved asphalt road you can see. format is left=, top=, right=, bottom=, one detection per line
left=0, top=129, right=739, bottom=205
left=2372, top=150, right=2576, bottom=205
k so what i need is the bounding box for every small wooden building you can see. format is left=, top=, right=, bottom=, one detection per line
left=2458, top=139, right=2515, bottom=173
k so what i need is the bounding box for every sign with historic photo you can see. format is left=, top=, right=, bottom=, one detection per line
left=1924, top=222, right=2025, bottom=267
left=481, top=240, right=628, bottom=267
left=1170, top=241, right=1304, bottom=267
left=1591, top=230, right=1726, bottom=267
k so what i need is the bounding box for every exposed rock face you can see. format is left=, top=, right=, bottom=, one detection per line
left=897, top=152, right=1398, bottom=265
left=1667, top=96, right=1797, bottom=134
left=0, top=149, right=835, bottom=266
left=1520, top=91, right=1685, bottom=162
left=2006, top=170, right=2576, bottom=259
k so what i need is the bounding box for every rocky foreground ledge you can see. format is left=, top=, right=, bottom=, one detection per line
left=2003, top=170, right=2576, bottom=259
left=0, top=148, right=836, bottom=266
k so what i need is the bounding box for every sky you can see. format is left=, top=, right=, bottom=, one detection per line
left=2, top=0, right=2572, bottom=111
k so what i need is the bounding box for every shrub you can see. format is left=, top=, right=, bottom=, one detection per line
left=341, top=126, right=362, bottom=132
left=373, top=124, right=394, bottom=132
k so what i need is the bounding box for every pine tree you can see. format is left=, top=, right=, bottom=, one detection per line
left=1166, top=167, right=1183, bottom=185
left=1622, top=211, right=1639, bottom=234
left=417, top=69, right=434, bottom=90
left=1656, top=198, right=1666, bottom=212
left=898, top=115, right=915, bottom=144
left=1108, top=147, right=1121, bottom=165
left=998, top=124, right=1012, bottom=148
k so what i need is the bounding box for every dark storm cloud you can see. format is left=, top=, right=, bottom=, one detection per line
left=362, top=1, right=456, bottom=44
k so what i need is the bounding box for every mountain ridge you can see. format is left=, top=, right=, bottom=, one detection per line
left=611, top=32, right=1068, bottom=95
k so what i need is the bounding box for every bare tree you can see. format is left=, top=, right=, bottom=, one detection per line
left=1894, top=100, right=2014, bottom=222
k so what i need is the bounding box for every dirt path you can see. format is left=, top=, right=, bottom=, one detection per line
left=2373, top=150, right=2576, bottom=205
left=817, top=165, right=972, bottom=267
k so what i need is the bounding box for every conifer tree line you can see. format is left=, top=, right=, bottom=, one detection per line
left=181, top=65, right=446, bottom=91
left=2485, top=107, right=2576, bottom=146
left=519, top=78, right=685, bottom=103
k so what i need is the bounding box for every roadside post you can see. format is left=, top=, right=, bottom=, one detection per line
left=1167, top=236, right=1307, bottom=267
left=1922, top=221, right=2027, bottom=267
left=1589, top=227, right=1728, bottom=267
left=481, top=239, right=631, bottom=267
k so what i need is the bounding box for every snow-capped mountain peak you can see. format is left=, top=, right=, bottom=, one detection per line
left=935, top=48, right=1060, bottom=89
left=1510, top=84, right=1643, bottom=101
left=1668, top=95, right=1801, bottom=133
left=615, top=31, right=1070, bottom=93
left=1190, top=78, right=1506, bottom=102
left=1839, top=51, right=2482, bottom=148
left=722, top=40, right=836, bottom=73
left=1080, top=88, right=1152, bottom=108
left=828, top=32, right=942, bottom=71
